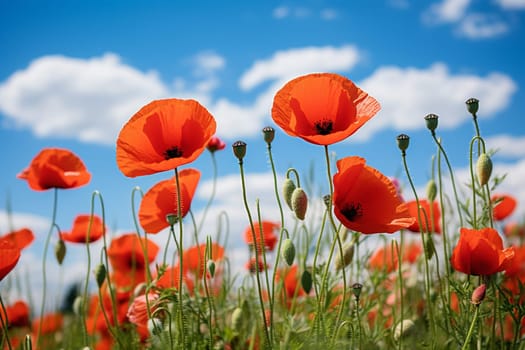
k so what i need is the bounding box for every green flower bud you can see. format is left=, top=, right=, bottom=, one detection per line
left=207, top=260, right=216, bottom=278
left=55, top=239, right=66, bottom=265
left=291, top=187, right=308, bottom=220
left=262, top=126, right=275, bottom=144
left=465, top=98, right=479, bottom=115
left=335, top=241, right=354, bottom=271
left=426, top=179, right=437, bottom=202
left=231, top=307, right=243, bottom=333
left=282, top=178, right=296, bottom=211
left=301, top=269, right=312, bottom=294
left=281, top=238, right=295, bottom=266
left=232, top=141, right=247, bottom=161
left=476, top=153, right=492, bottom=186
left=424, top=234, right=435, bottom=260
left=73, top=296, right=84, bottom=316
left=94, top=263, right=107, bottom=288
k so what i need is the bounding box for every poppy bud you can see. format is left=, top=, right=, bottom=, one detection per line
left=476, top=153, right=492, bottom=186
left=465, top=98, right=479, bottom=116
left=231, top=307, right=243, bottom=333
left=352, top=283, right=363, bottom=299
left=282, top=177, right=296, bottom=211
left=281, top=238, right=295, bottom=266
left=301, top=269, right=313, bottom=294
left=73, top=296, right=84, bottom=316
left=338, top=227, right=349, bottom=242
left=426, top=179, right=437, bottom=202
left=424, top=234, right=435, bottom=260
left=232, top=141, right=247, bottom=161
left=55, top=239, right=66, bottom=265
left=393, top=319, right=415, bottom=341
left=471, top=283, right=487, bottom=305
left=291, top=187, right=308, bottom=220
left=207, top=260, right=216, bottom=278
left=335, top=241, right=354, bottom=271
left=206, top=136, right=226, bottom=153
left=424, top=113, right=439, bottom=132
left=396, top=134, right=410, bottom=152
left=94, top=263, right=107, bottom=288
left=262, top=126, right=275, bottom=144
left=24, top=335, right=32, bottom=350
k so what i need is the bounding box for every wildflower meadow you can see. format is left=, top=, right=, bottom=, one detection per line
left=1, top=72, right=524, bottom=349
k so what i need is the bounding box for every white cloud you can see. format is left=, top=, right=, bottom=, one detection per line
left=456, top=13, right=509, bottom=38
left=496, top=0, right=525, bottom=9
left=0, top=53, right=169, bottom=145
left=423, top=0, right=471, bottom=24
left=273, top=6, right=290, bottom=19
left=356, top=63, right=516, bottom=141
left=484, top=134, right=525, bottom=158
left=239, top=45, right=360, bottom=91
left=320, top=8, right=339, bottom=20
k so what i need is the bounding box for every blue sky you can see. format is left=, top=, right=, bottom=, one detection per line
left=1, top=0, right=525, bottom=305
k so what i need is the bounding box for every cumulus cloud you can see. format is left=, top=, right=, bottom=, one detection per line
left=456, top=13, right=509, bottom=38
left=496, top=0, right=525, bottom=9
left=356, top=63, right=516, bottom=141
left=423, top=0, right=471, bottom=24
left=484, top=134, right=525, bottom=158
left=239, top=45, right=360, bottom=91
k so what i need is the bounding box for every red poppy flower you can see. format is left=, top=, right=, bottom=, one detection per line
left=138, top=168, right=200, bottom=233
left=206, top=135, right=226, bottom=153
left=406, top=199, right=441, bottom=234
left=32, top=312, right=63, bottom=334
left=245, top=257, right=268, bottom=273
left=492, top=194, right=517, bottom=221
left=1, top=228, right=34, bottom=250
left=369, top=245, right=399, bottom=274
left=243, top=221, right=279, bottom=252
left=451, top=227, right=515, bottom=276
left=271, top=73, right=380, bottom=145
left=276, top=265, right=305, bottom=299
left=182, top=243, right=225, bottom=278
left=155, top=265, right=195, bottom=293
left=0, top=237, right=21, bottom=281
left=0, top=300, right=30, bottom=328
left=107, top=233, right=159, bottom=272
left=127, top=292, right=160, bottom=327
left=116, top=98, right=216, bottom=177
left=333, top=156, right=415, bottom=234
left=61, top=214, right=106, bottom=243
left=18, top=148, right=91, bottom=191
left=503, top=221, right=525, bottom=238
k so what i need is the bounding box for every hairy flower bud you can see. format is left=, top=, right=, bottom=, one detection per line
left=426, top=179, right=437, bottom=202
left=231, top=307, right=243, bottom=333
left=94, top=263, right=107, bottom=288
left=55, top=239, right=66, bottom=265
left=301, top=269, right=313, bottom=294
left=281, top=238, right=295, bottom=266
left=476, top=153, right=492, bottom=186
left=335, top=241, right=355, bottom=271
left=282, top=178, right=296, bottom=211
left=471, top=284, right=487, bottom=305
left=207, top=260, right=216, bottom=278
left=291, top=187, right=308, bottom=220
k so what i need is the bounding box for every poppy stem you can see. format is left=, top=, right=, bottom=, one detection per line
left=462, top=304, right=480, bottom=350
left=174, top=167, right=186, bottom=347
left=0, top=294, right=13, bottom=350
left=197, top=151, right=219, bottom=234
left=468, top=136, right=488, bottom=229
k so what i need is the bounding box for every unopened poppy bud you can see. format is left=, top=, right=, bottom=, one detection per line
left=206, top=136, right=226, bottom=153
left=396, top=134, right=410, bottom=152
left=335, top=241, right=354, bottom=271
left=166, top=213, right=178, bottom=226
left=281, top=238, right=295, bottom=266
left=55, top=239, right=66, bottom=265
left=424, top=114, right=439, bottom=132
left=292, top=187, right=308, bottom=220
left=24, top=334, right=32, bottom=350
left=394, top=319, right=415, bottom=341
left=471, top=283, right=487, bottom=305
left=282, top=177, right=296, bottom=211
left=301, top=269, right=313, bottom=294
left=231, top=307, right=243, bottom=333
left=338, top=227, right=349, bottom=242
left=232, top=141, right=247, bottom=161
left=426, top=179, right=437, bottom=202
left=207, top=260, right=216, bottom=278
left=352, top=283, right=363, bottom=299
left=424, top=234, right=435, bottom=260
left=94, top=263, right=107, bottom=288
left=466, top=98, right=479, bottom=115
left=73, top=296, right=84, bottom=316
left=476, top=153, right=492, bottom=186
left=262, top=126, right=275, bottom=144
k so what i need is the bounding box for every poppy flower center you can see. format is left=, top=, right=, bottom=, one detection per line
left=314, top=119, right=333, bottom=135
left=341, top=202, right=363, bottom=222
left=164, top=147, right=183, bottom=160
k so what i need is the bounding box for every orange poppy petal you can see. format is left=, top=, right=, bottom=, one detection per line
left=492, top=194, right=517, bottom=221
left=0, top=238, right=21, bottom=281
left=272, top=73, right=380, bottom=145
left=116, top=99, right=216, bottom=177
left=138, top=168, right=200, bottom=233
left=107, top=233, right=159, bottom=272
left=333, top=156, right=415, bottom=234
left=61, top=214, right=105, bottom=243
left=2, top=228, right=34, bottom=250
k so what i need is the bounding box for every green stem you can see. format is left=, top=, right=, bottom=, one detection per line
left=0, top=294, right=13, bottom=350
left=198, top=152, right=219, bottom=233
left=174, top=168, right=186, bottom=347
left=462, top=305, right=480, bottom=350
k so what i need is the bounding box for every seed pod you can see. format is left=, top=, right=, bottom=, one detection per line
left=282, top=178, right=296, bottom=211
left=301, top=269, right=312, bottom=294
left=281, top=238, right=295, bottom=266
left=291, top=187, right=308, bottom=220
left=335, top=241, right=354, bottom=271
left=426, top=179, right=437, bottom=202
left=476, top=153, right=492, bottom=186
left=55, top=239, right=66, bottom=265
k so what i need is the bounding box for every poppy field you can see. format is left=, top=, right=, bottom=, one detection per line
left=1, top=72, right=524, bottom=349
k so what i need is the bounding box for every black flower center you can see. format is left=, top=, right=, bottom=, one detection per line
left=341, top=202, right=363, bottom=222
left=164, top=146, right=183, bottom=160
left=315, top=119, right=333, bottom=135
